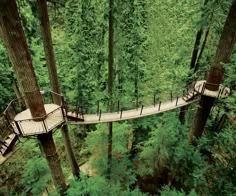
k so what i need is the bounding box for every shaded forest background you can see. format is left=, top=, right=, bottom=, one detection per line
left=0, top=0, right=236, bottom=195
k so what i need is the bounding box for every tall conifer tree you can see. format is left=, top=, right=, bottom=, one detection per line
left=107, top=0, right=114, bottom=180
left=37, top=0, right=80, bottom=178
left=189, top=0, right=236, bottom=143
left=0, top=0, right=67, bottom=194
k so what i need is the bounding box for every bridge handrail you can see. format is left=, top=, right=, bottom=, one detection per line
left=2, top=90, right=65, bottom=125
left=14, top=107, right=65, bottom=136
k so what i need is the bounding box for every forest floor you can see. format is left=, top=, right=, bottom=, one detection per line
left=79, top=161, right=96, bottom=176
left=0, top=147, right=18, bottom=165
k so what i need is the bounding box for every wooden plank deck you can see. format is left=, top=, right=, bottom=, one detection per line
left=12, top=104, right=64, bottom=136
left=68, top=97, right=199, bottom=125
left=194, top=80, right=230, bottom=98
left=0, top=133, right=17, bottom=155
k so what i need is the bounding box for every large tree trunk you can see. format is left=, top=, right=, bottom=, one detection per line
left=179, top=28, right=203, bottom=125
left=190, top=29, right=203, bottom=69
left=107, top=0, right=114, bottom=180
left=189, top=0, right=236, bottom=144
left=0, top=0, right=67, bottom=194
left=61, top=124, right=80, bottom=177
left=37, top=0, right=80, bottom=178
left=38, top=133, right=68, bottom=194
left=37, top=0, right=61, bottom=103
left=0, top=0, right=45, bottom=119
left=179, top=0, right=209, bottom=125
left=194, top=28, right=210, bottom=73
left=12, top=81, right=22, bottom=100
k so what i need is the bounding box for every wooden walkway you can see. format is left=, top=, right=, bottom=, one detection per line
left=67, top=97, right=198, bottom=125
left=67, top=80, right=230, bottom=125
left=1, top=79, right=231, bottom=162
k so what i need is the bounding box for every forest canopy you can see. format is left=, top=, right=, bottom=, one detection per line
left=0, top=0, right=236, bottom=195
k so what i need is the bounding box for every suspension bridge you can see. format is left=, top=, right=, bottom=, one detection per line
left=0, top=80, right=230, bottom=164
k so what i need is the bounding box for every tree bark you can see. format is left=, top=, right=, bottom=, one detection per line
left=61, top=124, right=80, bottom=177
left=190, top=29, right=203, bottom=69
left=12, top=81, right=22, bottom=100
left=179, top=0, right=208, bottom=125
left=38, top=132, right=68, bottom=195
left=194, top=28, right=210, bottom=73
left=107, top=0, right=114, bottom=180
left=179, top=28, right=203, bottom=125
left=37, top=0, right=80, bottom=178
left=215, top=114, right=227, bottom=132
left=0, top=0, right=46, bottom=119
left=0, top=0, right=67, bottom=194
left=37, top=0, right=60, bottom=103
left=189, top=0, right=236, bottom=144
left=179, top=106, right=186, bottom=125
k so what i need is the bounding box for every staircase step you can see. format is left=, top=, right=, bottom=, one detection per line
left=183, top=89, right=199, bottom=102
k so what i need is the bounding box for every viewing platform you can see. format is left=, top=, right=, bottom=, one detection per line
left=12, top=104, right=64, bottom=136
left=3, top=91, right=65, bottom=137
left=194, top=80, right=230, bottom=98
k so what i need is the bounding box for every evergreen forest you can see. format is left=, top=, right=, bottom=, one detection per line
left=0, top=0, right=236, bottom=195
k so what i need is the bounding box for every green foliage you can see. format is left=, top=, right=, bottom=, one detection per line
left=67, top=173, right=146, bottom=196
left=201, top=124, right=236, bottom=195
left=138, top=113, right=208, bottom=192
left=0, top=41, right=14, bottom=112
left=144, top=0, right=199, bottom=99
left=113, top=0, right=148, bottom=106
left=61, top=0, right=107, bottom=109
left=81, top=123, right=136, bottom=186
left=20, top=156, right=51, bottom=195
left=160, top=186, right=197, bottom=196
left=1, top=1, right=236, bottom=195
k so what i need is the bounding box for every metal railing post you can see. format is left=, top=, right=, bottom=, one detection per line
left=140, top=105, right=144, bottom=115
left=99, top=110, right=102, bottom=121
left=61, top=96, right=65, bottom=107
left=117, top=100, right=120, bottom=113
left=5, top=112, right=11, bottom=124
left=81, top=110, right=84, bottom=120
left=217, top=89, right=222, bottom=98
left=14, top=121, right=23, bottom=136
left=176, top=96, right=179, bottom=106
left=97, top=101, right=99, bottom=116
left=136, top=96, right=138, bottom=109
left=49, top=92, right=53, bottom=104
left=158, top=101, right=161, bottom=111
left=154, top=94, right=156, bottom=107
left=201, top=82, right=206, bottom=94
left=12, top=101, right=16, bottom=115
left=60, top=106, right=66, bottom=121
left=220, top=87, right=225, bottom=97
left=42, top=120, right=48, bottom=133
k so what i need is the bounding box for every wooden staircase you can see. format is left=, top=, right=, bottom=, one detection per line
left=67, top=111, right=84, bottom=122
left=182, top=90, right=199, bottom=102
left=0, top=133, right=18, bottom=156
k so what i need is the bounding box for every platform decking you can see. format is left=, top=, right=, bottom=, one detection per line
left=12, top=104, right=64, bottom=136
left=194, top=80, right=230, bottom=97
left=67, top=97, right=199, bottom=125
